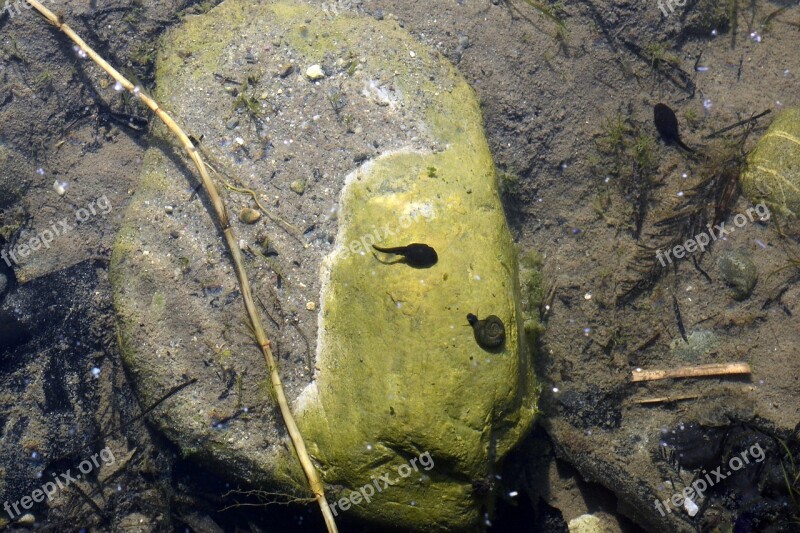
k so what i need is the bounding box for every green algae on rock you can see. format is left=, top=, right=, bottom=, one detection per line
left=111, top=1, right=538, bottom=530
left=741, top=108, right=800, bottom=218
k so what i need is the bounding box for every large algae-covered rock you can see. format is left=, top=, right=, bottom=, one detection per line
left=111, top=1, right=538, bottom=529
left=741, top=108, right=800, bottom=218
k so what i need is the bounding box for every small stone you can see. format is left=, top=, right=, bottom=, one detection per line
left=53, top=180, right=67, bottom=196
left=290, top=179, right=307, bottom=195
left=306, top=301, right=316, bottom=311
left=409, top=50, right=416, bottom=58
left=238, top=207, right=262, bottom=224
left=277, top=63, right=294, bottom=78
left=164, top=205, right=174, bottom=215
left=259, top=236, right=277, bottom=256
left=718, top=249, right=758, bottom=300
left=17, top=514, right=35, bottom=526
left=353, top=152, right=370, bottom=164
left=226, top=117, right=239, bottom=129
left=305, top=64, right=325, bottom=80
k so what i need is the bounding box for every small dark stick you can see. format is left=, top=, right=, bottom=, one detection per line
left=672, top=293, right=688, bottom=342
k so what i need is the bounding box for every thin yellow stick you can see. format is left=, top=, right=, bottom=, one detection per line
left=22, top=2, right=337, bottom=530
left=631, top=362, right=751, bottom=382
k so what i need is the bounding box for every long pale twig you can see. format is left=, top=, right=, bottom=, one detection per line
left=631, top=362, right=751, bottom=382
left=22, top=2, right=337, bottom=530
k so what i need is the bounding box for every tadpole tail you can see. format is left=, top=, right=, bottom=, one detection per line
left=372, top=245, right=404, bottom=254
left=677, top=139, right=695, bottom=153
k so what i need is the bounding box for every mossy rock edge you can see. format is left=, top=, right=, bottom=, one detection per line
left=111, top=1, right=539, bottom=530
left=741, top=107, right=800, bottom=218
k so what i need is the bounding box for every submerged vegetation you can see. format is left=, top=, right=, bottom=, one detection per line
left=591, top=103, right=773, bottom=304
left=593, top=106, right=658, bottom=239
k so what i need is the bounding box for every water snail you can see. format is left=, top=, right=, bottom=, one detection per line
left=467, top=313, right=505, bottom=350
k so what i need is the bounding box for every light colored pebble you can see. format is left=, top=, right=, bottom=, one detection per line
left=239, top=208, right=262, bottom=224
left=305, top=64, right=325, bottom=80
left=290, top=179, right=307, bottom=195
left=53, top=180, right=67, bottom=196
left=17, top=514, right=35, bottom=526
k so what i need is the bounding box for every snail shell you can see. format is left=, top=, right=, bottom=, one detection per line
left=467, top=313, right=505, bottom=349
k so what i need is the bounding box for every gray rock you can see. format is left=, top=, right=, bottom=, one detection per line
left=718, top=249, right=758, bottom=300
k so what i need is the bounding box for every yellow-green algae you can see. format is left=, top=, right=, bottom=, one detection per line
left=111, top=1, right=539, bottom=530
left=292, top=22, right=538, bottom=530
left=741, top=108, right=800, bottom=218
left=297, top=141, right=539, bottom=528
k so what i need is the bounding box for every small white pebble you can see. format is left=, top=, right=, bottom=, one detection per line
left=409, top=50, right=416, bottom=58
left=552, top=387, right=559, bottom=393
left=305, top=64, right=325, bottom=80
left=508, top=491, right=518, bottom=498
left=53, top=180, right=67, bottom=196
left=114, top=81, right=123, bottom=91
left=685, top=496, right=699, bottom=516
left=583, top=292, right=592, bottom=300
left=91, top=367, right=101, bottom=378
